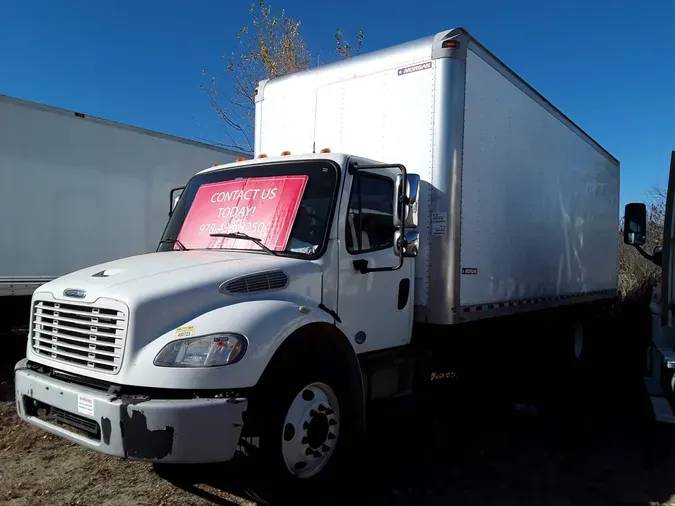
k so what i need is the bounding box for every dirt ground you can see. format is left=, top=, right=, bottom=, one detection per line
left=4, top=324, right=675, bottom=506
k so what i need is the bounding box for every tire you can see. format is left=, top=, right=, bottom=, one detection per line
left=254, top=358, right=353, bottom=498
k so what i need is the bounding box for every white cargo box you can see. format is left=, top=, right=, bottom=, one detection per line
left=0, top=94, right=245, bottom=297
left=255, top=27, right=619, bottom=325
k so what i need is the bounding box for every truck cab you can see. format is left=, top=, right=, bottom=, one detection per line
left=623, top=151, right=675, bottom=423
left=14, top=152, right=421, bottom=483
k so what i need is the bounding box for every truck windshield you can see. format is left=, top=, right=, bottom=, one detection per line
left=158, top=160, right=339, bottom=258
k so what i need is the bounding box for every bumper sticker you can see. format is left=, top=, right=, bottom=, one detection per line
left=77, top=394, right=94, bottom=417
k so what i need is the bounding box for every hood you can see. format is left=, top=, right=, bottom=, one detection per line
left=38, top=250, right=322, bottom=307
left=28, top=249, right=324, bottom=384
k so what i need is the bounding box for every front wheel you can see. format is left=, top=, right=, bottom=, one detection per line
left=254, top=361, right=352, bottom=494
left=279, top=382, right=341, bottom=479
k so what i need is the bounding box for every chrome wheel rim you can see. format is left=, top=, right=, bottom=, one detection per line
left=281, top=382, right=340, bottom=479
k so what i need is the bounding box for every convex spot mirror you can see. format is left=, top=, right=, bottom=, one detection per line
left=623, top=202, right=647, bottom=246
left=394, top=174, right=421, bottom=229
left=394, top=230, right=420, bottom=258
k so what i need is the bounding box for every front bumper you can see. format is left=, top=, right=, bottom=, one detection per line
left=14, top=359, right=248, bottom=463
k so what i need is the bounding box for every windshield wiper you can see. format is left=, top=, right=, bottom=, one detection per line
left=209, top=232, right=278, bottom=256
left=160, top=238, right=188, bottom=251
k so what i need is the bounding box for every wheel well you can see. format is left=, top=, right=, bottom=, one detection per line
left=251, top=322, right=365, bottom=434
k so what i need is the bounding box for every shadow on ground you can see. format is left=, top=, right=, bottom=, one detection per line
left=0, top=328, right=27, bottom=401
left=150, top=300, right=675, bottom=506
left=154, top=367, right=675, bottom=506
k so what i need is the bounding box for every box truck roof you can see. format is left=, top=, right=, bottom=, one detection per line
left=257, top=27, right=617, bottom=165
left=0, top=93, right=243, bottom=158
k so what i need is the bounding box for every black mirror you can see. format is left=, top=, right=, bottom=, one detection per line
left=169, top=187, right=184, bottom=217
left=623, top=203, right=647, bottom=246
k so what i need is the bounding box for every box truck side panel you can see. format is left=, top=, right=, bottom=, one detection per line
left=312, top=65, right=437, bottom=307
left=459, top=48, right=620, bottom=310
left=254, top=76, right=317, bottom=158
left=0, top=96, right=242, bottom=289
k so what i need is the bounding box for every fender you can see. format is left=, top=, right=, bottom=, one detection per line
left=122, top=299, right=336, bottom=390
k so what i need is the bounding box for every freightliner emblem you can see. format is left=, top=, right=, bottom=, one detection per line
left=64, top=288, right=86, bottom=298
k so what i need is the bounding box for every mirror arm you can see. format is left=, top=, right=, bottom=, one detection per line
left=632, top=244, right=656, bottom=264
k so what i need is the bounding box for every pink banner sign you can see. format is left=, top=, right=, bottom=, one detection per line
left=176, top=175, right=309, bottom=251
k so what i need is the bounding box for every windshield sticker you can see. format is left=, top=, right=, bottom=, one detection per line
left=176, top=175, right=309, bottom=251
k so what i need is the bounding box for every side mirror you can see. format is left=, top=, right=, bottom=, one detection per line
left=623, top=203, right=647, bottom=246
left=404, top=174, right=420, bottom=229
left=169, top=187, right=184, bottom=217
left=394, top=230, right=420, bottom=258
left=394, top=173, right=421, bottom=229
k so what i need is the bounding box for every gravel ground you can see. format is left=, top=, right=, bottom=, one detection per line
left=4, top=327, right=675, bottom=506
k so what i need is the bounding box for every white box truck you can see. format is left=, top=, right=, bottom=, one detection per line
left=0, top=94, right=245, bottom=331
left=14, top=27, right=619, bottom=488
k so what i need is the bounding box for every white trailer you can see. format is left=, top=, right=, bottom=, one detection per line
left=0, top=94, right=245, bottom=330
left=14, top=28, right=619, bottom=493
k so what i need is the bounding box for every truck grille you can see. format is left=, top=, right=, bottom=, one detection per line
left=31, top=300, right=128, bottom=373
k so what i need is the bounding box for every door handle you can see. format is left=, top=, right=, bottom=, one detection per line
left=353, top=259, right=369, bottom=274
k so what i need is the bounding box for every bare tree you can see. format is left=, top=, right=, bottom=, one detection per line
left=335, top=28, right=364, bottom=59
left=202, top=0, right=364, bottom=153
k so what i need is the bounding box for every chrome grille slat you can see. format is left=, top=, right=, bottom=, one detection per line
left=31, top=328, right=122, bottom=348
left=36, top=313, right=125, bottom=330
left=35, top=321, right=123, bottom=339
left=35, top=302, right=126, bottom=321
left=31, top=299, right=128, bottom=374
left=32, top=336, right=121, bottom=358
left=32, top=344, right=118, bottom=368
left=223, top=270, right=289, bottom=294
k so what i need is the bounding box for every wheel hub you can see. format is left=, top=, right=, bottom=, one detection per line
left=281, top=382, right=340, bottom=479
left=306, top=412, right=329, bottom=448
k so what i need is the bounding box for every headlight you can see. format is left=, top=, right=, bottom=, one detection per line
left=154, top=333, right=247, bottom=367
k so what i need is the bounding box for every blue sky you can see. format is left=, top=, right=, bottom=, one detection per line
left=1, top=0, right=672, bottom=207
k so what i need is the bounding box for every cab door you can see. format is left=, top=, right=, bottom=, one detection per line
left=336, top=165, right=414, bottom=354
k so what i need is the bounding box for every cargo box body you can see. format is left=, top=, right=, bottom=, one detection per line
left=255, top=28, right=619, bottom=325
left=0, top=94, right=245, bottom=298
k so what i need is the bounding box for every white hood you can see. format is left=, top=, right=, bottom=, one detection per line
left=28, top=250, right=324, bottom=386
left=39, top=250, right=321, bottom=307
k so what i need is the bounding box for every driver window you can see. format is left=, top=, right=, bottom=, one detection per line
left=345, top=173, right=395, bottom=254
